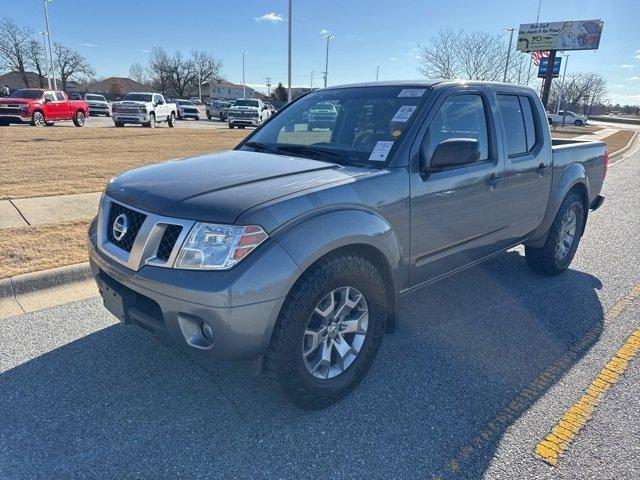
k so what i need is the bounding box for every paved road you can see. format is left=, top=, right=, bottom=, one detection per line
left=1, top=147, right=639, bottom=479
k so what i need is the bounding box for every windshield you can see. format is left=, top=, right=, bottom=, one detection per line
left=122, top=93, right=152, bottom=102
left=86, top=95, right=106, bottom=101
left=177, top=100, right=194, bottom=105
left=234, top=99, right=260, bottom=107
left=240, top=86, right=430, bottom=166
left=9, top=89, right=42, bottom=99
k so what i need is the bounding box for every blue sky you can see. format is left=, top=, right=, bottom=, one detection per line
left=5, top=0, right=640, bottom=105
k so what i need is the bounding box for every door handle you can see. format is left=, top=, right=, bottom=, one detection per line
left=485, top=174, right=504, bottom=190
left=536, top=162, right=549, bottom=174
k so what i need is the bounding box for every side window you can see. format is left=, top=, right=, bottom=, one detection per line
left=55, top=92, right=65, bottom=101
left=519, top=96, right=537, bottom=151
left=426, top=94, right=489, bottom=162
left=153, top=95, right=162, bottom=104
left=44, top=92, right=55, bottom=102
left=497, top=94, right=527, bottom=156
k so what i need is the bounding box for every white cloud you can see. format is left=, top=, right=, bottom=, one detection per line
left=621, top=64, right=634, bottom=69
left=80, top=43, right=98, bottom=47
left=626, top=76, right=640, bottom=80
left=256, top=12, right=283, bottom=23
left=140, top=49, right=151, bottom=53
left=390, top=57, right=397, bottom=61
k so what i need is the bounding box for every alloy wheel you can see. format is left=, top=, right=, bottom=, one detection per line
left=556, top=208, right=577, bottom=261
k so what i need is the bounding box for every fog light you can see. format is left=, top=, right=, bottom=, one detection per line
left=200, top=321, right=214, bottom=341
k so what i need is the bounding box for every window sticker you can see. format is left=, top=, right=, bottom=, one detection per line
left=368, top=141, right=394, bottom=162
left=398, top=88, right=426, bottom=97
left=391, top=105, right=417, bottom=123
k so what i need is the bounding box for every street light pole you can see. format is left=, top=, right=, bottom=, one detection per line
left=40, top=32, right=51, bottom=89
left=198, top=72, right=202, bottom=102
left=43, top=0, right=57, bottom=89
left=376, top=64, right=380, bottom=81
left=322, top=34, right=334, bottom=88
left=557, top=54, right=570, bottom=117
left=242, top=51, right=247, bottom=99
left=287, top=0, right=292, bottom=102
left=503, top=27, right=516, bottom=83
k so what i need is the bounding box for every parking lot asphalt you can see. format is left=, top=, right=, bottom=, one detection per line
left=1, top=151, right=639, bottom=479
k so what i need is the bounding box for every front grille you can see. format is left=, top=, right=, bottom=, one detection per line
left=106, top=202, right=147, bottom=252
left=156, top=225, right=182, bottom=261
left=0, top=107, right=21, bottom=114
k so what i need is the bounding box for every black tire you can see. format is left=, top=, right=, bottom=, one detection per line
left=73, top=110, right=85, bottom=127
left=207, top=112, right=212, bottom=120
left=45, top=122, right=55, bottom=127
left=263, top=253, right=388, bottom=409
left=195, top=116, right=200, bottom=121
left=31, top=111, right=45, bottom=127
left=228, top=124, right=234, bottom=129
left=144, top=113, right=156, bottom=128
left=219, top=113, right=224, bottom=121
left=167, top=112, right=176, bottom=128
left=106, top=111, right=111, bottom=117
left=574, top=120, right=583, bottom=127
left=114, top=121, right=124, bottom=128
left=307, top=123, right=314, bottom=131
left=525, top=191, right=585, bottom=275
left=548, top=118, right=553, bottom=125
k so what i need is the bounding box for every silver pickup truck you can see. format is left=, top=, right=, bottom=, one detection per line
left=88, top=80, right=607, bottom=409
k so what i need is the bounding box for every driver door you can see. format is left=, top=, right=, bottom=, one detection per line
left=154, top=95, right=166, bottom=119
left=409, top=89, right=508, bottom=285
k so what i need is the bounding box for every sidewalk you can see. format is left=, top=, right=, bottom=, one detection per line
left=0, top=192, right=101, bottom=229
left=574, top=127, right=619, bottom=141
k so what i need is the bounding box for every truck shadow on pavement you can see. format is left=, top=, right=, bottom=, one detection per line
left=0, top=251, right=604, bottom=479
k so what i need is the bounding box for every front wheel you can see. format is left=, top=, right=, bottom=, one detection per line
left=525, top=191, right=585, bottom=275
left=228, top=124, right=234, bottom=129
left=31, top=111, right=46, bottom=127
left=145, top=113, right=156, bottom=128
left=574, top=120, right=583, bottom=127
left=264, top=253, right=388, bottom=409
left=114, top=121, right=124, bottom=128
left=167, top=112, right=176, bottom=127
left=73, top=110, right=85, bottom=127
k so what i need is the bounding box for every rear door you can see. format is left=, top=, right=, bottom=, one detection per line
left=409, top=87, right=508, bottom=285
left=496, top=92, right=553, bottom=240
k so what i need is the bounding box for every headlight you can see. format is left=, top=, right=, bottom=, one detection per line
left=17, top=103, right=28, bottom=109
left=138, top=106, right=147, bottom=113
left=175, top=223, right=268, bottom=270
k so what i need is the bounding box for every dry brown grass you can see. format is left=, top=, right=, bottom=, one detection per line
left=1, top=127, right=249, bottom=199
left=0, top=219, right=90, bottom=278
left=602, top=130, right=635, bottom=154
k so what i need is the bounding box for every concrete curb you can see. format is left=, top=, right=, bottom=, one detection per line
left=0, top=263, right=96, bottom=319
left=609, top=131, right=639, bottom=160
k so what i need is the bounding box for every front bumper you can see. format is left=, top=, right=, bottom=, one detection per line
left=88, top=105, right=110, bottom=115
left=229, top=116, right=260, bottom=126
left=112, top=112, right=149, bottom=123
left=179, top=110, right=199, bottom=118
left=0, top=112, right=30, bottom=123
left=88, top=217, right=297, bottom=361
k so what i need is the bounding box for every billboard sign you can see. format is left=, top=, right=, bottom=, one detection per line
left=517, top=20, right=604, bottom=52
left=538, top=57, right=562, bottom=78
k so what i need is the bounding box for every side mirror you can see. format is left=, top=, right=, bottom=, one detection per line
left=421, top=138, right=481, bottom=173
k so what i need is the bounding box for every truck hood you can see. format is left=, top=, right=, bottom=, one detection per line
left=105, top=150, right=370, bottom=225
left=0, top=98, right=38, bottom=104
left=113, top=100, right=149, bottom=106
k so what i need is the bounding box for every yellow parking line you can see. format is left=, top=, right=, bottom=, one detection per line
left=535, top=326, right=640, bottom=466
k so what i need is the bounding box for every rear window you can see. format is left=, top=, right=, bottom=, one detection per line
left=497, top=95, right=527, bottom=156
left=86, top=94, right=105, bottom=101
left=519, top=96, right=537, bottom=151
left=123, top=93, right=153, bottom=102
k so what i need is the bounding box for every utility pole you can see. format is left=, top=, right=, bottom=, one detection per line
left=242, top=51, right=248, bottom=99
left=43, top=0, right=56, bottom=89
left=265, top=76, right=272, bottom=96
left=198, top=71, right=202, bottom=102
left=287, top=0, right=292, bottom=102
left=40, top=31, right=51, bottom=89
left=376, top=64, right=380, bottom=81
left=525, top=0, right=543, bottom=85
left=556, top=54, right=569, bottom=115
left=503, top=28, right=516, bottom=83
left=322, top=34, right=334, bottom=88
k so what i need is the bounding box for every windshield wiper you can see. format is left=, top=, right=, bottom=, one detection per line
left=276, top=144, right=344, bottom=163
left=243, top=141, right=281, bottom=155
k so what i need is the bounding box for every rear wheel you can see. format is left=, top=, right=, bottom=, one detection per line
left=525, top=191, right=585, bottom=275
left=207, top=112, right=212, bottom=120
left=195, top=116, right=200, bottom=121
left=106, top=111, right=111, bottom=117
left=228, top=124, right=234, bottom=129
left=73, top=110, right=85, bottom=127
left=264, top=253, right=388, bottom=409
left=31, top=111, right=45, bottom=127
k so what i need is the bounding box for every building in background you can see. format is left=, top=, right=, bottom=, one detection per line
left=80, top=77, right=149, bottom=100
left=207, top=80, right=258, bottom=100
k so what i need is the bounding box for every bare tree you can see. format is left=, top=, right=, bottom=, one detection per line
left=52, top=42, right=95, bottom=91
left=191, top=50, right=223, bottom=86
left=0, top=17, right=32, bottom=86
left=129, top=61, right=148, bottom=85
left=418, top=28, right=535, bottom=85
left=148, top=47, right=171, bottom=94
left=25, top=37, right=46, bottom=88
left=548, top=72, right=608, bottom=114
left=166, top=51, right=197, bottom=97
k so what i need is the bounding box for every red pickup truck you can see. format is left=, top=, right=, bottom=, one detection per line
left=0, top=88, right=89, bottom=127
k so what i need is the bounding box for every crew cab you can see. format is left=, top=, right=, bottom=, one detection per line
left=206, top=100, right=231, bottom=121
left=0, top=88, right=88, bottom=127
left=308, top=102, right=338, bottom=131
left=548, top=110, right=588, bottom=126
left=84, top=93, right=110, bottom=117
left=227, top=98, right=270, bottom=128
left=89, top=81, right=607, bottom=409
left=111, top=92, right=177, bottom=128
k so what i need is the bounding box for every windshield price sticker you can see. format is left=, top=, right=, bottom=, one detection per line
left=398, top=88, right=426, bottom=97
left=369, top=141, right=394, bottom=162
left=391, top=105, right=417, bottom=122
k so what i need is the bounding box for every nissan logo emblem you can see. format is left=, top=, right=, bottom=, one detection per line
left=112, top=213, right=129, bottom=242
